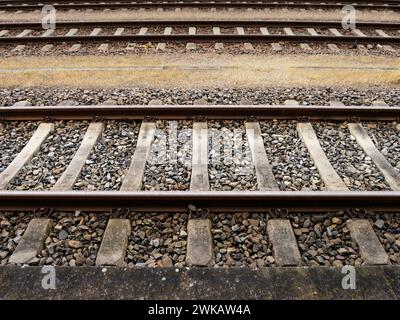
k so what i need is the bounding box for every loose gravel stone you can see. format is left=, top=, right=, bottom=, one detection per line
left=363, top=122, right=400, bottom=174
left=8, top=121, right=89, bottom=190
left=211, top=212, right=274, bottom=267
left=0, top=87, right=398, bottom=106
left=40, top=211, right=108, bottom=266
left=313, top=122, right=391, bottom=190
left=1, top=41, right=398, bottom=57
left=74, top=120, right=140, bottom=190
left=125, top=212, right=187, bottom=267
left=0, top=212, right=32, bottom=265
left=290, top=212, right=363, bottom=267
left=142, top=120, right=192, bottom=191
left=370, top=213, right=400, bottom=265
left=208, top=121, right=257, bottom=191
left=0, top=121, right=38, bottom=173
left=260, top=120, right=324, bottom=191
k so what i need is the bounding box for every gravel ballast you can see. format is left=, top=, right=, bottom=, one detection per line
left=370, top=213, right=400, bottom=265
left=363, top=121, right=400, bottom=174
left=260, top=120, right=324, bottom=191
left=1, top=87, right=399, bottom=106
left=125, top=212, right=188, bottom=268
left=74, top=120, right=140, bottom=191
left=1, top=211, right=399, bottom=266
left=211, top=212, right=274, bottom=267
left=313, top=122, right=391, bottom=191
left=142, top=120, right=192, bottom=191
left=0, top=212, right=32, bottom=265
left=208, top=121, right=257, bottom=191
left=39, top=211, right=109, bottom=266
left=0, top=42, right=398, bottom=58
left=289, top=212, right=363, bottom=267
left=0, top=121, right=38, bottom=173
left=8, top=121, right=89, bottom=190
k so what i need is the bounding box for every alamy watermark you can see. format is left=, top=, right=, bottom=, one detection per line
left=41, top=5, right=56, bottom=31
left=41, top=266, right=56, bottom=290
left=341, top=5, right=356, bottom=31
left=341, top=265, right=356, bottom=290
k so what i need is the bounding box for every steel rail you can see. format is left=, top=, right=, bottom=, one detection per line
left=1, top=0, right=399, bottom=4
left=0, top=34, right=399, bottom=44
left=0, top=0, right=399, bottom=4
left=0, top=2, right=398, bottom=10
left=0, top=191, right=400, bottom=212
left=1, top=20, right=399, bottom=29
left=1, top=105, right=400, bottom=121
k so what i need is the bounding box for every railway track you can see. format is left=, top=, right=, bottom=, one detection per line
left=0, top=20, right=399, bottom=49
left=0, top=0, right=399, bottom=11
left=1, top=102, right=400, bottom=299
left=1, top=102, right=400, bottom=210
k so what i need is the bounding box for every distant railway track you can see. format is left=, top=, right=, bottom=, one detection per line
left=0, top=0, right=399, bottom=11
left=0, top=20, right=399, bottom=46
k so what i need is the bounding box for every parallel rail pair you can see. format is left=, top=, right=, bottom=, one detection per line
left=0, top=20, right=399, bottom=45
left=1, top=104, right=400, bottom=212
left=0, top=0, right=399, bottom=11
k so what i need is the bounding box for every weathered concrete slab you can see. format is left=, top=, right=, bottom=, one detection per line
left=9, top=219, right=51, bottom=264
left=96, top=219, right=131, bottom=266
left=0, top=266, right=399, bottom=299
left=307, top=28, right=319, bottom=36
left=0, top=123, right=54, bottom=189
left=267, top=219, right=302, bottom=266
left=90, top=28, right=102, bottom=36
left=41, top=44, right=53, bottom=52
left=271, top=43, right=282, bottom=51
left=114, top=28, right=124, bottom=36
left=65, top=28, right=78, bottom=37
left=300, top=43, right=312, bottom=51
left=53, top=122, right=104, bottom=191
left=383, top=266, right=400, bottom=299
left=328, top=43, right=340, bottom=51
left=245, top=122, right=279, bottom=191
left=41, top=29, right=54, bottom=37
left=269, top=267, right=318, bottom=299
left=347, top=219, right=390, bottom=265
left=186, top=219, right=214, bottom=267
left=68, top=44, right=81, bottom=52
left=120, top=122, right=156, bottom=191
left=329, top=28, right=342, bottom=36
left=156, top=27, right=172, bottom=51
left=16, top=29, right=32, bottom=37
left=12, top=45, right=25, bottom=52
left=236, top=27, right=253, bottom=51
left=98, top=43, right=109, bottom=52
left=190, top=122, right=210, bottom=191
left=138, top=27, right=148, bottom=35
left=186, top=27, right=196, bottom=50
left=297, top=122, right=348, bottom=190
left=213, top=27, right=223, bottom=50
left=348, top=123, right=400, bottom=191
left=353, top=29, right=367, bottom=37
left=284, top=27, right=294, bottom=36
left=309, top=266, right=397, bottom=299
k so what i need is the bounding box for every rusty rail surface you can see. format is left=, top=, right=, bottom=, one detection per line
left=0, top=191, right=400, bottom=212
left=1, top=105, right=400, bottom=120
left=0, top=1, right=398, bottom=10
